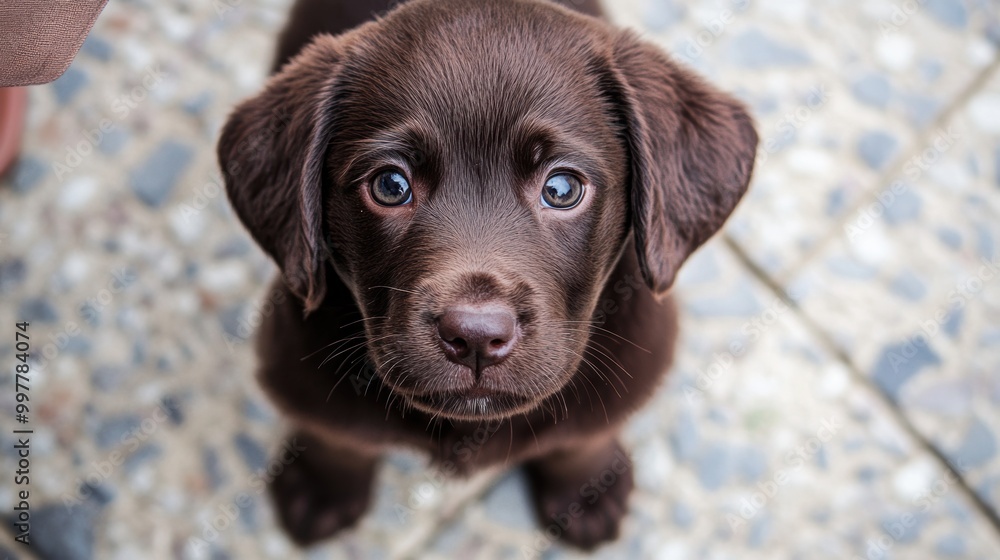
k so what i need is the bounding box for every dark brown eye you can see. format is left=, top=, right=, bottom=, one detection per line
left=541, top=173, right=584, bottom=209
left=370, top=170, right=412, bottom=206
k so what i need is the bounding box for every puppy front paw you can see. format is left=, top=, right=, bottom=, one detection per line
left=527, top=444, right=634, bottom=550
left=269, top=454, right=374, bottom=546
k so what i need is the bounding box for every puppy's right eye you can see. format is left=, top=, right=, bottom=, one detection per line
left=370, top=170, right=413, bottom=207
left=541, top=173, right=584, bottom=209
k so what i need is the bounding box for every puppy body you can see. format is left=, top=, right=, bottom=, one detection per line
left=255, top=247, right=676, bottom=548
left=220, top=0, right=757, bottom=548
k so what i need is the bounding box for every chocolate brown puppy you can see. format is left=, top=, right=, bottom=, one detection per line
left=218, top=0, right=757, bottom=549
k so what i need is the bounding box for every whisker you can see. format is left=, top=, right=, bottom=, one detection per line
left=319, top=333, right=396, bottom=367
left=338, top=315, right=388, bottom=330
left=524, top=414, right=539, bottom=452
left=301, top=333, right=369, bottom=361
left=545, top=331, right=627, bottom=395
left=577, top=360, right=610, bottom=424
left=504, top=419, right=514, bottom=468
left=326, top=346, right=375, bottom=398
left=368, top=354, right=404, bottom=396
left=301, top=316, right=389, bottom=360
left=327, top=356, right=371, bottom=402
left=584, top=343, right=633, bottom=383
left=368, top=285, right=423, bottom=296
left=555, top=328, right=635, bottom=391
left=557, top=321, right=651, bottom=353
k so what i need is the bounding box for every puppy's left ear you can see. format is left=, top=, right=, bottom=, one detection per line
left=609, top=32, right=758, bottom=296
left=217, top=35, right=347, bottom=314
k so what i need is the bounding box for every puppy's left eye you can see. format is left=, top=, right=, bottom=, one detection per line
left=371, top=170, right=413, bottom=207
left=541, top=173, right=585, bottom=209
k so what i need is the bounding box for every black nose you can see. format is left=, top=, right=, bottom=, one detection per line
left=436, top=304, right=518, bottom=372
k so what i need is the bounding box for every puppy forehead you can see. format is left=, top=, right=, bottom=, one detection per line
left=337, top=0, right=612, bottom=142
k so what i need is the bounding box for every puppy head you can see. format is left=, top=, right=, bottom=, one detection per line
left=218, top=0, right=757, bottom=420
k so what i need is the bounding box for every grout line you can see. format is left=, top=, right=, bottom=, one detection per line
left=776, top=57, right=1000, bottom=286
left=723, top=236, right=1000, bottom=534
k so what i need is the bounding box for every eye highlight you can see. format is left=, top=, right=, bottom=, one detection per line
left=370, top=170, right=413, bottom=207
left=541, top=173, right=584, bottom=210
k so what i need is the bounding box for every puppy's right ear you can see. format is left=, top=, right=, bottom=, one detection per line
left=609, top=32, right=758, bottom=298
left=217, top=35, right=345, bottom=314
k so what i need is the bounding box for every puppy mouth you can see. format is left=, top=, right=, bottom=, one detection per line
left=406, top=388, right=532, bottom=420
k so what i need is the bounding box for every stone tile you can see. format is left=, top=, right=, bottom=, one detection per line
left=787, top=67, right=1000, bottom=517
left=724, top=82, right=917, bottom=279
left=412, top=245, right=1000, bottom=559
left=29, top=502, right=102, bottom=560
left=612, top=0, right=997, bottom=281
left=804, top=0, right=998, bottom=130
left=129, top=140, right=195, bottom=208
left=52, top=65, right=91, bottom=106
left=610, top=1, right=927, bottom=280
left=80, top=35, right=115, bottom=63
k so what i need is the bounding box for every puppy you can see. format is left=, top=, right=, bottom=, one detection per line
left=218, top=0, right=757, bottom=549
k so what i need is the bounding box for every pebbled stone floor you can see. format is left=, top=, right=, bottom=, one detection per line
left=1, top=0, right=998, bottom=559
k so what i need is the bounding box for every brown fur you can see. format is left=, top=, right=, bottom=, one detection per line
left=218, top=0, right=757, bottom=549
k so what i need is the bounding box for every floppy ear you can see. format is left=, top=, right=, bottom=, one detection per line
left=610, top=32, right=758, bottom=296
left=217, top=35, right=346, bottom=314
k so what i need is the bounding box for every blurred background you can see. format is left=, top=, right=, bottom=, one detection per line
left=1, top=0, right=999, bottom=558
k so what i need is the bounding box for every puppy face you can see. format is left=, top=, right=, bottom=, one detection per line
left=319, top=2, right=631, bottom=419
left=219, top=0, right=757, bottom=421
